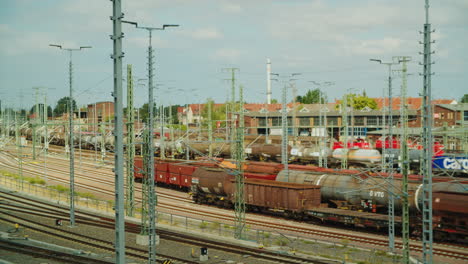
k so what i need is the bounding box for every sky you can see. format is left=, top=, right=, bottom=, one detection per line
left=1, top=0, right=467, bottom=110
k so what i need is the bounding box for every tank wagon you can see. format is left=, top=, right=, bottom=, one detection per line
left=277, top=169, right=468, bottom=241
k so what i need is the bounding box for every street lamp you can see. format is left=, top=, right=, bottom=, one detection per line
left=370, top=58, right=401, bottom=254
left=49, top=43, right=91, bottom=227
left=122, top=20, right=178, bottom=264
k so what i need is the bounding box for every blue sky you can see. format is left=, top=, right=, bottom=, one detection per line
left=1, top=0, right=467, bottom=109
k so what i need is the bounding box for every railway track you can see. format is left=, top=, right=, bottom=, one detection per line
left=0, top=190, right=336, bottom=264
left=1, top=146, right=467, bottom=263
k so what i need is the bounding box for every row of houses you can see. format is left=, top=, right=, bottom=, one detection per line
left=177, top=97, right=468, bottom=138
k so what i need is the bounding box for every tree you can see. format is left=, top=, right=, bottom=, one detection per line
left=337, top=93, right=378, bottom=110
left=29, top=104, right=53, bottom=118
left=271, top=99, right=278, bottom=104
left=296, top=88, right=327, bottom=104
left=461, top=94, right=468, bottom=103
left=201, top=99, right=226, bottom=129
left=53, top=97, right=76, bottom=117
left=138, top=103, right=157, bottom=123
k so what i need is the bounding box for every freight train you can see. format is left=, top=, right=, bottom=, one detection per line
left=192, top=166, right=468, bottom=242
left=133, top=157, right=468, bottom=242
left=5, top=124, right=466, bottom=175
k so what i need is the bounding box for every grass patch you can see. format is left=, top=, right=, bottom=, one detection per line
left=50, top=185, right=69, bottom=193
left=210, top=222, right=220, bottom=230
left=199, top=221, right=208, bottom=229
left=274, top=237, right=289, bottom=246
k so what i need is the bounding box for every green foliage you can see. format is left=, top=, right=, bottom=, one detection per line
left=271, top=99, right=278, bottom=103
left=29, top=104, right=53, bottom=119
left=138, top=103, right=157, bottom=123
left=199, top=221, right=208, bottom=229
left=28, top=177, right=46, bottom=185
left=337, top=93, right=377, bottom=110
left=461, top=94, right=468, bottom=103
left=296, top=88, right=327, bottom=104
left=53, top=97, right=77, bottom=117
left=201, top=98, right=227, bottom=129
left=50, top=185, right=69, bottom=193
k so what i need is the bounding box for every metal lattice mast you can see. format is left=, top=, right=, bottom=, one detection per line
left=126, top=64, right=135, bottom=217
left=341, top=95, right=348, bottom=169
left=397, top=56, right=412, bottom=264
left=234, top=84, right=245, bottom=239
left=141, top=129, right=150, bottom=235
left=421, top=0, right=434, bottom=262
left=49, top=44, right=91, bottom=228
left=68, top=52, right=76, bottom=227
left=370, top=58, right=402, bottom=252
left=32, top=87, right=40, bottom=160
left=110, top=1, right=126, bottom=262
left=208, top=99, right=213, bottom=157
left=160, top=105, right=166, bottom=160
left=100, top=125, right=106, bottom=163
left=147, top=30, right=157, bottom=263
left=224, top=68, right=238, bottom=159
left=292, top=81, right=297, bottom=141
left=281, top=82, right=289, bottom=177
left=15, top=112, right=24, bottom=190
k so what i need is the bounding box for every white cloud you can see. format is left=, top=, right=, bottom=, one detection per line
left=344, top=37, right=404, bottom=56
left=191, top=28, right=223, bottom=39
left=212, top=48, right=241, bottom=61
left=221, top=3, right=242, bottom=13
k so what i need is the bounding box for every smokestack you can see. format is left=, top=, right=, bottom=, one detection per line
left=267, top=58, right=271, bottom=104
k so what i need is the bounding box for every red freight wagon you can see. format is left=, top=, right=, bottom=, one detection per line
left=155, top=162, right=169, bottom=184
left=168, top=172, right=180, bottom=186
left=134, top=157, right=144, bottom=180
left=243, top=172, right=277, bottom=181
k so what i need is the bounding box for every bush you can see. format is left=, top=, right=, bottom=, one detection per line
left=50, top=185, right=69, bottom=193
left=199, top=221, right=208, bottom=229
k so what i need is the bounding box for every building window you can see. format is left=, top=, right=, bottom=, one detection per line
left=258, top=117, right=266, bottom=126
left=367, top=116, right=379, bottom=126
left=328, top=117, right=338, bottom=126
left=313, top=117, right=320, bottom=126
left=299, top=117, right=310, bottom=126
left=271, top=117, right=281, bottom=126
left=464, top=111, right=468, bottom=121
left=287, top=117, right=292, bottom=126
left=354, top=116, right=364, bottom=126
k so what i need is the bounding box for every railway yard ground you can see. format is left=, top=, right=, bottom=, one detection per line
left=0, top=144, right=467, bottom=263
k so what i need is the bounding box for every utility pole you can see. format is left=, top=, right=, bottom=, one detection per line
left=32, top=87, right=41, bottom=160
left=126, top=64, right=135, bottom=217
left=395, top=56, right=412, bottom=264
left=370, top=58, right=401, bottom=252
left=49, top=44, right=91, bottom=228
left=122, top=20, right=178, bottom=263
left=223, top=68, right=239, bottom=159
left=420, top=0, right=434, bottom=262
left=160, top=105, right=165, bottom=160
left=266, top=58, right=272, bottom=104
left=341, top=94, right=348, bottom=169
left=234, top=84, right=245, bottom=239
left=208, top=99, right=213, bottom=157
left=110, top=1, right=125, bottom=262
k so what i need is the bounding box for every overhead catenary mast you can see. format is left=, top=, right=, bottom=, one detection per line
left=420, top=0, right=435, bottom=262
left=266, top=58, right=272, bottom=104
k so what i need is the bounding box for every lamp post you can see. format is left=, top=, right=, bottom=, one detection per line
left=309, top=81, right=334, bottom=167
left=49, top=44, right=91, bottom=227
left=370, top=58, right=401, bottom=254
left=122, top=20, right=178, bottom=264
left=271, top=73, right=301, bottom=181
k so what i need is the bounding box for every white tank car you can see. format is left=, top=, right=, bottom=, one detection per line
left=332, top=148, right=381, bottom=164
